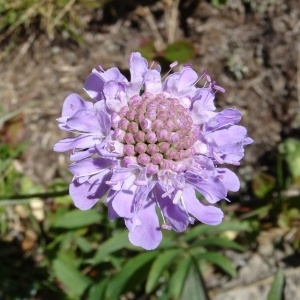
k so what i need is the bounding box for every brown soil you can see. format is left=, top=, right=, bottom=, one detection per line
left=1, top=0, right=299, bottom=187
left=1, top=0, right=300, bottom=298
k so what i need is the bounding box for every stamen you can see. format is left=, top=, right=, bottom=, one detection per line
left=162, top=61, right=178, bottom=80
left=155, top=199, right=171, bottom=230
left=213, top=153, right=224, bottom=164
left=74, top=170, right=102, bottom=179
left=98, top=64, right=105, bottom=72
left=162, top=187, right=175, bottom=198
left=134, top=180, right=148, bottom=186
left=173, top=190, right=183, bottom=204
left=105, top=180, right=118, bottom=185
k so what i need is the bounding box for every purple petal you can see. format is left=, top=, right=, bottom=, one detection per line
left=155, top=186, right=189, bottom=232
left=69, top=170, right=110, bottom=210
left=216, top=168, right=240, bottom=192
left=191, top=88, right=217, bottom=124
left=69, top=158, right=112, bottom=183
left=127, top=52, right=148, bottom=97
left=127, top=200, right=162, bottom=250
left=178, top=68, right=198, bottom=91
left=101, top=67, right=128, bottom=83
left=61, top=93, right=93, bottom=119
left=182, top=185, right=224, bottom=225
left=112, top=175, right=137, bottom=218
left=66, top=110, right=101, bottom=132
left=185, top=171, right=227, bottom=203
left=205, top=125, right=249, bottom=163
left=84, top=71, right=105, bottom=101
left=163, top=70, right=197, bottom=100
left=104, top=81, right=127, bottom=112
left=203, top=108, right=242, bottom=132
left=53, top=135, right=101, bottom=152
left=144, top=70, right=162, bottom=95
left=106, top=190, right=119, bottom=221
left=70, top=148, right=96, bottom=161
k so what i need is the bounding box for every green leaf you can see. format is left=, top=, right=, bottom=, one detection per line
left=146, top=249, right=181, bottom=293
left=53, top=253, right=92, bottom=297
left=267, top=269, right=285, bottom=300
left=278, top=138, right=300, bottom=180
left=105, top=251, right=158, bottom=299
left=181, top=261, right=209, bottom=300
left=163, top=40, right=195, bottom=63
left=192, top=251, right=236, bottom=277
left=252, top=172, right=276, bottom=198
left=168, top=255, right=192, bottom=299
left=92, top=230, right=138, bottom=264
left=138, top=40, right=156, bottom=61
left=191, top=237, right=244, bottom=251
left=76, top=236, right=92, bottom=253
left=240, top=204, right=272, bottom=219
left=52, top=209, right=101, bottom=229
left=88, top=278, right=109, bottom=300
left=183, top=221, right=251, bottom=242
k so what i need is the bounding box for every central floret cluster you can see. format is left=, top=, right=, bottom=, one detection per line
left=112, top=92, right=198, bottom=174
left=54, top=52, right=253, bottom=250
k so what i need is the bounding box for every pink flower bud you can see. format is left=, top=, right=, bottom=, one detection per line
left=137, top=153, right=151, bottom=165
left=128, top=122, right=139, bottom=133
left=151, top=153, right=163, bottom=165
left=170, top=132, right=180, bottom=143
left=111, top=113, right=121, bottom=128
left=124, top=133, right=135, bottom=144
left=119, top=106, right=129, bottom=117
left=118, top=118, right=129, bottom=130
left=157, top=111, right=168, bottom=120
left=147, top=144, right=159, bottom=155
left=157, top=129, right=169, bottom=142
left=128, top=95, right=141, bottom=107
left=158, top=142, right=170, bottom=153
left=160, top=159, right=174, bottom=170
left=135, top=112, right=145, bottom=123
left=145, top=131, right=157, bottom=143
left=124, top=145, right=135, bottom=156
left=146, top=163, right=159, bottom=174
left=122, top=156, right=137, bottom=166
left=140, top=118, right=152, bottom=132
left=126, top=110, right=136, bottom=121
left=165, top=148, right=178, bottom=160
left=134, top=131, right=145, bottom=142
left=135, top=142, right=147, bottom=154
left=113, top=128, right=125, bottom=142
left=152, top=119, right=164, bottom=131
left=145, top=111, right=157, bottom=121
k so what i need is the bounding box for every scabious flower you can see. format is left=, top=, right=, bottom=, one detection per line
left=54, top=52, right=252, bottom=250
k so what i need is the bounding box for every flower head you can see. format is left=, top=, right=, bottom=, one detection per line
left=54, top=52, right=252, bottom=250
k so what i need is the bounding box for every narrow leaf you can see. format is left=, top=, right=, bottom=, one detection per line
left=146, top=249, right=181, bottom=293
left=53, top=253, right=92, bottom=297
left=181, top=261, right=209, bottom=300
left=52, top=209, right=101, bottom=229
left=192, top=251, right=236, bottom=277
left=92, top=230, right=138, bottom=264
left=168, top=255, right=192, bottom=299
left=191, top=237, right=244, bottom=251
left=267, top=269, right=285, bottom=300
left=88, top=278, right=109, bottom=300
left=184, top=221, right=251, bottom=242
left=105, top=251, right=158, bottom=299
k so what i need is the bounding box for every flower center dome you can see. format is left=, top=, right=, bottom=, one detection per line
left=111, top=92, right=199, bottom=174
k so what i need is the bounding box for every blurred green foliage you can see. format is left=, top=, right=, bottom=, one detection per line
left=138, top=40, right=196, bottom=64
